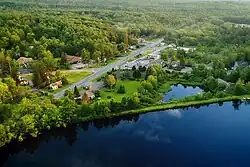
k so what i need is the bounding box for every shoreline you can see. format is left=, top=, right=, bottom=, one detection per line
left=76, top=95, right=250, bottom=122
left=1, top=94, right=249, bottom=149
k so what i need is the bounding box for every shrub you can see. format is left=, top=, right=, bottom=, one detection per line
left=94, top=90, right=101, bottom=97
left=216, top=91, right=227, bottom=98
left=117, top=85, right=126, bottom=94
left=61, top=76, right=69, bottom=85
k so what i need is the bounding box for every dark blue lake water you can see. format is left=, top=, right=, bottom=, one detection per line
left=163, top=84, right=203, bottom=102
left=1, top=100, right=250, bottom=167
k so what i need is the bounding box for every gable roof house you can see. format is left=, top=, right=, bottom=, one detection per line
left=65, top=55, right=82, bottom=64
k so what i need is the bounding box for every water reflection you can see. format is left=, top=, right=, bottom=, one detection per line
left=0, top=115, right=139, bottom=167
left=163, top=84, right=203, bottom=102
left=168, top=109, right=182, bottom=119
left=2, top=101, right=250, bottom=167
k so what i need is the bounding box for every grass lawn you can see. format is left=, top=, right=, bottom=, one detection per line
left=50, top=71, right=92, bottom=93
left=52, top=71, right=92, bottom=93
left=65, top=71, right=92, bottom=84
left=100, top=80, right=141, bottom=102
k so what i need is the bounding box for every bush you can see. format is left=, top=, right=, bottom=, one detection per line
left=61, top=76, right=69, bottom=85
left=117, top=85, right=126, bottom=94
left=107, top=96, right=112, bottom=99
left=216, top=91, right=227, bottom=98
left=94, top=90, right=101, bottom=97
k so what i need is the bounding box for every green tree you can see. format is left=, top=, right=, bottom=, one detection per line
left=147, top=75, right=158, bottom=89
left=133, top=70, right=141, bottom=79
left=74, top=86, right=80, bottom=97
left=60, top=54, right=70, bottom=69
left=202, top=76, right=218, bottom=92
left=127, top=93, right=140, bottom=109
left=161, top=51, right=168, bottom=61
left=31, top=57, right=57, bottom=88
left=234, top=79, right=247, bottom=95
left=0, top=124, right=8, bottom=147
left=81, top=48, right=90, bottom=63
left=146, top=66, right=157, bottom=78
left=0, top=81, right=12, bottom=104
left=141, top=80, right=154, bottom=92
left=105, top=74, right=117, bottom=89
left=179, top=56, right=185, bottom=66
left=92, top=51, right=101, bottom=62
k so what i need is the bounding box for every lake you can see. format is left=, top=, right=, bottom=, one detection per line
left=163, top=84, right=203, bottom=102
left=1, top=100, right=250, bottom=167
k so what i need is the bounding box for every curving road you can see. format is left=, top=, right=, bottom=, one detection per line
left=54, top=39, right=164, bottom=99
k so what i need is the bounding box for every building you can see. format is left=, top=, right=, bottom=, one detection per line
left=86, top=90, right=95, bottom=100
left=49, top=80, right=63, bottom=90
left=17, top=76, right=29, bottom=86
left=17, top=57, right=33, bottom=68
left=176, top=47, right=196, bottom=53
left=65, top=55, right=82, bottom=64
left=49, top=83, right=58, bottom=90
left=78, top=90, right=95, bottom=103
left=137, top=38, right=146, bottom=44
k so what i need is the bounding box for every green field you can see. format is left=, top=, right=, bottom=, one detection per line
left=51, top=71, right=92, bottom=93
left=65, top=71, right=92, bottom=84
left=100, top=80, right=141, bottom=102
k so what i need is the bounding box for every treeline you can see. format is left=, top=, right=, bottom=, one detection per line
left=0, top=9, right=140, bottom=62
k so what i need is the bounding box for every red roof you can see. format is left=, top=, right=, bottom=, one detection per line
left=65, top=55, right=81, bottom=64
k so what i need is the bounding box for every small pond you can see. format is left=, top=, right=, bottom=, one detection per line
left=1, top=100, right=250, bottom=167
left=163, top=84, right=203, bottom=102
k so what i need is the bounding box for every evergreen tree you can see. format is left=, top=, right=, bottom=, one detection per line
left=74, top=86, right=80, bottom=97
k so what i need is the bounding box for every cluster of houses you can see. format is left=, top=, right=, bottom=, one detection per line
left=121, top=45, right=165, bottom=70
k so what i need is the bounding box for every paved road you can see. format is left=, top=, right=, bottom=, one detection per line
left=54, top=38, right=164, bottom=98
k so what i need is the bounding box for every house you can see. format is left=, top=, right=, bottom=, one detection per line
left=65, top=55, right=82, bottom=64
left=232, top=61, right=249, bottom=70
left=49, top=80, right=63, bottom=90
left=177, top=47, right=196, bottom=53
left=49, top=83, right=58, bottom=90
left=17, top=57, right=33, bottom=68
left=137, top=38, right=146, bottom=43
left=78, top=90, right=95, bottom=103
left=17, top=75, right=29, bottom=86
left=86, top=90, right=95, bottom=100
left=166, top=43, right=177, bottom=48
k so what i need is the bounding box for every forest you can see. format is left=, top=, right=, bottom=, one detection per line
left=1, top=0, right=250, bottom=148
